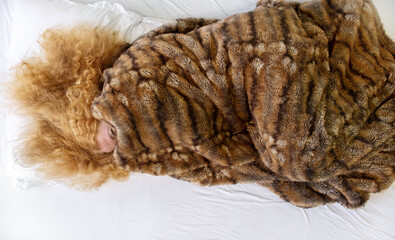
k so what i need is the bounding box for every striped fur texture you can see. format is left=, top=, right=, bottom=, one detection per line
left=92, top=0, right=395, bottom=208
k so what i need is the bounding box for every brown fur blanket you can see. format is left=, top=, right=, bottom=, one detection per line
left=92, top=0, right=395, bottom=208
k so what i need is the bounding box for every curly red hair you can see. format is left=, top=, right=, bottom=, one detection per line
left=9, top=25, right=131, bottom=188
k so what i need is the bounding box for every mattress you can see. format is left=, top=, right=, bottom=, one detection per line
left=0, top=0, right=394, bottom=239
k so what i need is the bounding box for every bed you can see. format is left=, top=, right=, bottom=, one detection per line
left=0, top=0, right=394, bottom=239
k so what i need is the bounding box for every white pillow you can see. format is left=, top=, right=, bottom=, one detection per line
left=71, top=0, right=258, bottom=19
left=2, top=0, right=173, bottom=188
left=8, top=0, right=173, bottom=66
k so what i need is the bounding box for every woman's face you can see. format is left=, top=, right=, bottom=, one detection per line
left=94, top=120, right=117, bottom=153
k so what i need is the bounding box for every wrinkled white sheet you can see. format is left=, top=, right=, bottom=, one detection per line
left=0, top=0, right=394, bottom=239
left=0, top=0, right=13, bottom=81
left=1, top=172, right=394, bottom=240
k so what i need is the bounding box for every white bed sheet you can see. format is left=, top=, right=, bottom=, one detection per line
left=0, top=0, right=394, bottom=239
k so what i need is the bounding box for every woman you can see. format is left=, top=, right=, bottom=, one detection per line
left=10, top=0, right=395, bottom=208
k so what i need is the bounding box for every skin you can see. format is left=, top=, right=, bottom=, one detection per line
left=94, top=120, right=117, bottom=153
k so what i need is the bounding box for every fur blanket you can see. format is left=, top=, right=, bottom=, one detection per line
left=92, top=0, right=395, bottom=208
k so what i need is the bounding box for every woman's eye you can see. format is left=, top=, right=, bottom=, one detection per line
left=109, top=126, right=117, bottom=139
